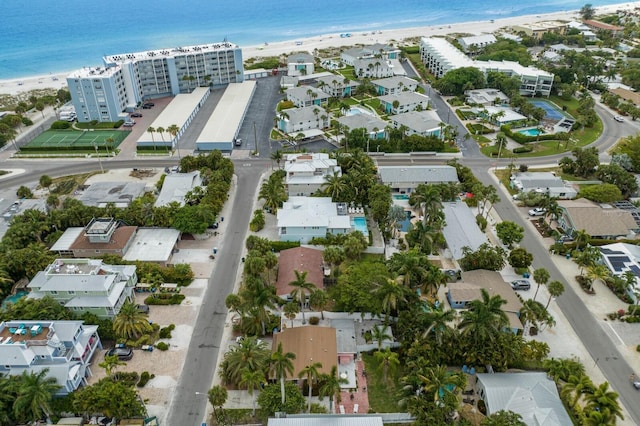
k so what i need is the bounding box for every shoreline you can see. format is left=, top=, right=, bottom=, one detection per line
left=1, top=2, right=639, bottom=97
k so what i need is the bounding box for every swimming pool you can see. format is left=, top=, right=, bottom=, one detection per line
left=1, top=291, right=28, bottom=309
left=398, top=210, right=413, bottom=233
left=518, top=128, right=544, bottom=137
left=346, top=106, right=373, bottom=116
left=393, top=194, right=409, bottom=200
left=351, top=216, right=369, bottom=236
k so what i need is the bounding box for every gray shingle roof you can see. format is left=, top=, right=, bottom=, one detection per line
left=378, top=165, right=458, bottom=185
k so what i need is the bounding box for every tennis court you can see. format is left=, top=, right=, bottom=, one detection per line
left=529, top=100, right=569, bottom=121
left=24, top=130, right=127, bottom=151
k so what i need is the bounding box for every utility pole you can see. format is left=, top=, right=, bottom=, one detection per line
left=253, top=122, right=258, bottom=156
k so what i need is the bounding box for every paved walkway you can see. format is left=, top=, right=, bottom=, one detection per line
left=337, top=358, right=369, bottom=414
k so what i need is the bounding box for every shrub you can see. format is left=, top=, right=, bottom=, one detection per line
left=21, top=117, right=33, bottom=126
left=50, top=121, right=71, bottom=130
left=156, top=342, right=169, bottom=351
left=637, top=344, right=640, bottom=352
left=113, top=372, right=139, bottom=386
left=475, top=214, right=487, bottom=231
left=249, top=209, right=265, bottom=232
left=137, top=371, right=155, bottom=387
left=113, top=120, right=124, bottom=128
left=308, top=316, right=320, bottom=325
left=145, top=294, right=186, bottom=305
left=513, top=146, right=533, bottom=154
left=159, top=324, right=176, bottom=339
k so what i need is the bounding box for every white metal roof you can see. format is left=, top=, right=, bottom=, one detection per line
left=442, top=201, right=488, bottom=259
left=123, top=228, right=180, bottom=262
left=196, top=81, right=256, bottom=144
left=50, top=227, right=83, bottom=251
left=138, top=87, right=210, bottom=144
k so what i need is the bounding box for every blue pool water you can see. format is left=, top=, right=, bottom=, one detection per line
left=399, top=210, right=413, bottom=232
left=352, top=217, right=369, bottom=235
left=529, top=100, right=566, bottom=121
left=518, top=128, right=544, bottom=137
left=1, top=292, right=28, bottom=310
left=393, top=194, right=409, bottom=200
left=346, top=106, right=373, bottom=116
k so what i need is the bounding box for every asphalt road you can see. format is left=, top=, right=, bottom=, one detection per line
left=164, top=160, right=266, bottom=426
left=3, top=82, right=640, bottom=424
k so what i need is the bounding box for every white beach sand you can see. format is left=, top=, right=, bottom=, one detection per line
left=1, top=2, right=638, bottom=97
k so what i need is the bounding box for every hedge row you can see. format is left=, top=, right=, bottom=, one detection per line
left=466, top=123, right=493, bottom=134
left=513, top=146, right=533, bottom=154
left=144, top=294, right=185, bottom=305
left=269, top=240, right=301, bottom=252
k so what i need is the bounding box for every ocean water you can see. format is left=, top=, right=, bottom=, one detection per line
left=0, top=0, right=628, bottom=79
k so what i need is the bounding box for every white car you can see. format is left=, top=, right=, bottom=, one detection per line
left=614, top=116, right=624, bottom=122
left=528, top=207, right=546, bottom=217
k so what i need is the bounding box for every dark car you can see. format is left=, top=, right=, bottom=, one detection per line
left=136, top=304, right=149, bottom=314
left=511, top=280, right=531, bottom=291
left=131, top=112, right=143, bottom=117
left=106, top=347, right=133, bottom=361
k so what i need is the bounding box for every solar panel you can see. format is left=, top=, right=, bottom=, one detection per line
left=609, top=256, right=631, bottom=263
left=610, top=261, right=625, bottom=272
left=630, top=265, right=640, bottom=277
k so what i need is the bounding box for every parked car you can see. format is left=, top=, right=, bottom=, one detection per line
left=123, top=120, right=135, bottom=127
left=631, top=374, right=640, bottom=390
left=528, top=207, right=546, bottom=217
left=142, top=102, right=155, bottom=108
left=614, top=116, right=624, bottom=122
left=131, top=112, right=143, bottom=117
left=136, top=304, right=149, bottom=314
left=511, top=280, right=531, bottom=291
left=105, top=347, right=133, bottom=361
left=557, top=235, right=574, bottom=243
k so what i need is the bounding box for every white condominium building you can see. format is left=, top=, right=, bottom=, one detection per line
left=68, top=41, right=243, bottom=122
left=419, top=37, right=554, bottom=96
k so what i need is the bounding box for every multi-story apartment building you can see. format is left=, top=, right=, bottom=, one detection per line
left=28, top=259, right=137, bottom=318
left=0, top=320, right=101, bottom=395
left=68, top=41, right=243, bottom=122
left=419, top=37, right=554, bottom=96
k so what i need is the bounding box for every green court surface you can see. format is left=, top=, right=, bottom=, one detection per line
left=24, top=130, right=127, bottom=151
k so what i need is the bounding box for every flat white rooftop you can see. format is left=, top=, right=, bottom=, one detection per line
left=103, top=42, right=239, bottom=64
left=67, top=65, right=121, bottom=79
left=138, top=87, right=209, bottom=144
left=123, top=228, right=180, bottom=263
left=196, top=81, right=256, bottom=145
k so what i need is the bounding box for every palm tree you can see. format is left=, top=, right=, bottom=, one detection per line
left=246, top=282, right=278, bottom=336
left=543, top=357, right=585, bottom=382
left=269, top=342, right=296, bottom=405
left=13, top=369, right=61, bottom=423
left=586, top=265, right=610, bottom=292
left=283, top=302, right=300, bottom=328
left=99, top=354, right=126, bottom=376
left=546, top=280, right=565, bottom=308
left=532, top=267, right=550, bottom=301
left=167, top=124, right=180, bottom=155
left=584, top=382, right=623, bottom=422
left=418, top=365, right=465, bottom=402
left=208, top=385, right=228, bottom=424
left=112, top=301, right=152, bottom=340
left=458, top=289, right=508, bottom=349
left=156, top=126, right=166, bottom=142
left=309, top=289, right=330, bottom=320
left=388, top=249, right=429, bottom=289
left=561, top=374, right=595, bottom=409
left=370, top=324, right=392, bottom=350
left=322, top=171, right=347, bottom=201
left=423, top=308, right=457, bottom=345
left=259, top=176, right=287, bottom=213
left=221, top=336, right=270, bottom=387
left=374, top=348, right=400, bottom=384
left=240, top=368, right=264, bottom=416
left=376, top=278, right=407, bottom=321
left=289, top=270, right=316, bottom=324
left=270, top=149, right=284, bottom=169
left=299, top=362, right=323, bottom=412
left=409, top=185, right=442, bottom=227
left=318, top=365, right=347, bottom=412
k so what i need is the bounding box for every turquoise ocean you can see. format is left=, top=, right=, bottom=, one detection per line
left=1, top=0, right=629, bottom=79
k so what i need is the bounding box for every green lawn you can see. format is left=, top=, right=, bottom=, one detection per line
left=362, top=352, right=404, bottom=413
left=336, top=67, right=357, bottom=81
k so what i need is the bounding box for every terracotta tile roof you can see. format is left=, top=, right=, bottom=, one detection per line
left=276, top=247, right=324, bottom=297
left=272, top=326, right=337, bottom=378
left=70, top=226, right=137, bottom=251
left=583, top=20, right=623, bottom=31
left=558, top=199, right=637, bottom=237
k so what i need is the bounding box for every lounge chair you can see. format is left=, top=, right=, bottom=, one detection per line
left=353, top=404, right=359, bottom=413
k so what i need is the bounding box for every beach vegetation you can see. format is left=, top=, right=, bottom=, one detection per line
left=580, top=4, right=595, bottom=20
left=244, top=56, right=280, bottom=70
left=476, top=39, right=531, bottom=66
